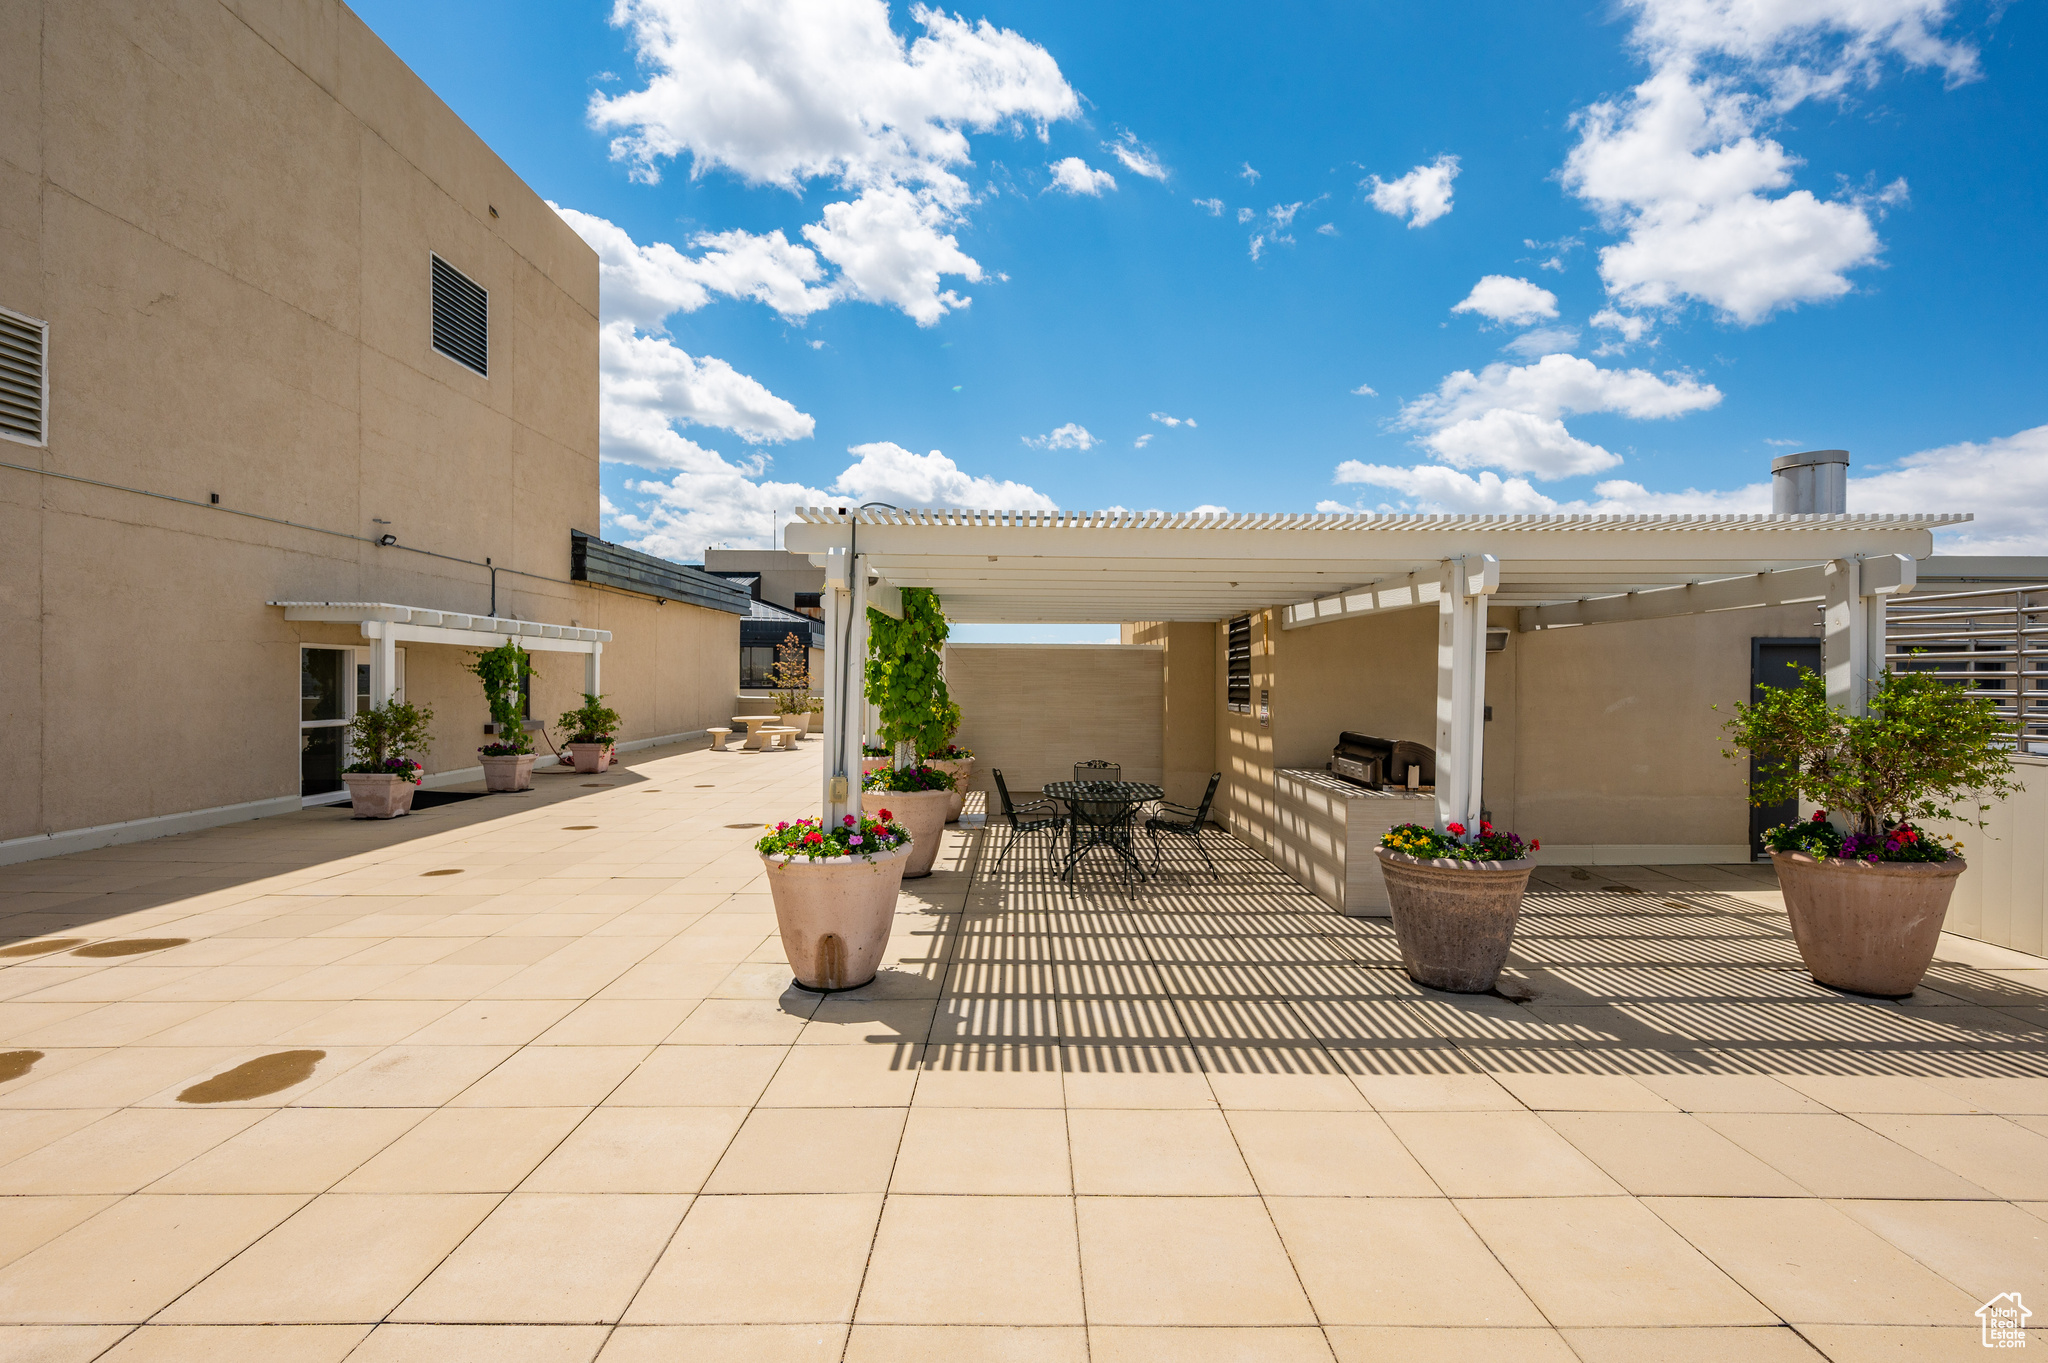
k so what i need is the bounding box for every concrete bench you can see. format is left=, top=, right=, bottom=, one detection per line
left=757, top=726, right=801, bottom=752
left=707, top=727, right=733, bottom=752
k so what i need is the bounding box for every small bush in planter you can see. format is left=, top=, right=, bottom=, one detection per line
left=344, top=698, right=435, bottom=785
left=1761, top=811, right=1964, bottom=864
left=865, top=764, right=957, bottom=794
left=1723, top=666, right=2020, bottom=854
left=557, top=693, right=621, bottom=745
left=1381, top=820, right=1537, bottom=862
left=757, top=812, right=911, bottom=861
left=768, top=631, right=814, bottom=720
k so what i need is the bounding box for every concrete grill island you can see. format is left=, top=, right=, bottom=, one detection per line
left=2, top=0, right=2046, bottom=1354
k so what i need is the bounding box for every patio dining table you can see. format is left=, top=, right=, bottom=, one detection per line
left=1043, top=779, right=1164, bottom=883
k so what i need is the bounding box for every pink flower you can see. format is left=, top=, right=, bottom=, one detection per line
left=848, top=834, right=863, bottom=846
left=776, top=822, right=789, bottom=831
left=843, top=815, right=856, bottom=826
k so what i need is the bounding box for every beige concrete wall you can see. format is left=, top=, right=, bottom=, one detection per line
left=945, top=644, right=1163, bottom=795
left=1185, top=599, right=1820, bottom=863
left=1932, top=755, right=2048, bottom=956
left=0, top=0, right=737, bottom=850
left=1127, top=621, right=1218, bottom=807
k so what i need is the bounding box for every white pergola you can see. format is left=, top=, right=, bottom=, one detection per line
left=270, top=602, right=611, bottom=709
left=783, top=508, right=1967, bottom=835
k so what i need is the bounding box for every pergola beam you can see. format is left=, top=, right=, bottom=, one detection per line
left=1515, top=565, right=1832, bottom=632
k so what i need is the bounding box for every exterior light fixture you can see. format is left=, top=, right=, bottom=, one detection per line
left=377, top=533, right=397, bottom=546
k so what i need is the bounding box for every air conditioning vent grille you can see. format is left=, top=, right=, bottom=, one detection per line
left=0, top=307, right=48, bottom=445
left=431, top=255, right=488, bottom=377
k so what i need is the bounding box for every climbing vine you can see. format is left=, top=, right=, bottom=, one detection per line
left=865, top=588, right=953, bottom=758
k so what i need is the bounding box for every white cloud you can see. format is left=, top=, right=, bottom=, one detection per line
left=591, top=0, right=1079, bottom=193
left=834, top=441, right=1061, bottom=509
left=1106, top=132, right=1167, bottom=181
left=1328, top=463, right=1771, bottom=515
left=553, top=204, right=835, bottom=326
left=1241, top=163, right=1261, bottom=184
left=1048, top=157, right=1116, bottom=196
left=1317, top=222, right=1339, bottom=236
left=584, top=0, right=1081, bottom=327
left=599, top=323, right=815, bottom=458
left=1236, top=207, right=1254, bottom=225
left=1591, top=308, right=1654, bottom=342
left=1561, top=2, right=1976, bottom=324
left=1022, top=422, right=1099, bottom=450
left=1451, top=275, right=1560, bottom=326
left=802, top=184, right=983, bottom=325
left=1149, top=412, right=1196, bottom=428
left=1502, top=327, right=1583, bottom=360
left=1193, top=197, right=1224, bottom=216
left=1351, top=383, right=1377, bottom=397
left=1394, top=353, right=1721, bottom=479
left=1365, top=154, right=1460, bottom=228
left=1247, top=199, right=1319, bottom=261
left=1134, top=433, right=1154, bottom=448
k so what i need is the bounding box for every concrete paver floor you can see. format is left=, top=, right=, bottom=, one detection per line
left=2, top=741, right=2046, bottom=1360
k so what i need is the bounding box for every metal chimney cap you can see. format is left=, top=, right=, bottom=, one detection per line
left=1772, top=448, right=1850, bottom=474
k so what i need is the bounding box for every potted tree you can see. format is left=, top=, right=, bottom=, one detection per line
left=557, top=692, right=621, bottom=773
left=1724, top=666, right=2019, bottom=996
left=757, top=810, right=914, bottom=991
left=864, top=764, right=956, bottom=878
left=769, top=631, right=814, bottom=737
left=470, top=639, right=537, bottom=792
left=1374, top=821, right=1539, bottom=992
left=923, top=699, right=974, bottom=823
left=341, top=698, right=435, bottom=819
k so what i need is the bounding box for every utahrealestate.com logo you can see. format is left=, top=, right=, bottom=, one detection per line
left=1980, top=1293, right=2032, bottom=1349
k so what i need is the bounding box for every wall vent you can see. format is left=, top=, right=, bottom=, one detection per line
left=0, top=305, right=49, bottom=445
left=430, top=255, right=488, bottom=377
left=1227, top=614, right=1252, bottom=714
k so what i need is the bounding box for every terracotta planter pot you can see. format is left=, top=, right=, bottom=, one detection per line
left=567, top=742, right=606, bottom=774
left=870, top=787, right=950, bottom=879
left=1375, top=848, right=1536, bottom=993
left=763, top=843, right=911, bottom=991
left=342, top=773, right=416, bottom=819
left=928, top=758, right=975, bottom=822
left=481, top=753, right=536, bottom=792
left=601, top=741, right=616, bottom=770
left=1771, top=850, right=1966, bottom=997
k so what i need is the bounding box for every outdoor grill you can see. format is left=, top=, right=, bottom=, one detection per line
left=1328, top=731, right=1434, bottom=790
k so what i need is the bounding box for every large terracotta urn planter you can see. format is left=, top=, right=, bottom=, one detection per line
left=342, top=774, right=416, bottom=819
left=567, top=742, right=606, bottom=774
left=763, top=843, right=911, bottom=991
left=481, top=753, right=536, bottom=792
left=1375, top=848, right=1536, bottom=993
left=877, top=788, right=950, bottom=879
left=928, top=758, right=975, bottom=823
left=1771, top=850, right=1966, bottom=997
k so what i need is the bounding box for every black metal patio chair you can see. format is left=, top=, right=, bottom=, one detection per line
left=1144, top=772, right=1223, bottom=878
left=990, top=768, right=1062, bottom=869
left=1073, top=759, right=1120, bottom=784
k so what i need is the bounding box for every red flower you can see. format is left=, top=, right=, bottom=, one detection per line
left=1447, top=823, right=1466, bottom=836
left=1480, top=820, right=1493, bottom=833
left=1812, top=810, right=1828, bottom=822
left=804, top=831, right=823, bottom=844
left=843, top=815, right=856, bottom=826
left=1530, top=839, right=1540, bottom=851
left=877, top=808, right=893, bottom=821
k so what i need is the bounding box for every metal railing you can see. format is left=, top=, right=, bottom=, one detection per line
left=1887, top=583, right=2048, bottom=753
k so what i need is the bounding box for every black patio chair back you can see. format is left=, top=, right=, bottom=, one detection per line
left=1074, top=759, right=1120, bottom=784
left=992, top=768, right=1023, bottom=818
left=1189, top=771, right=1222, bottom=825
left=990, top=768, right=1061, bottom=869
left=1143, top=771, right=1225, bottom=879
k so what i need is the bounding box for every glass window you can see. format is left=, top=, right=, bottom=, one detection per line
left=301, top=725, right=344, bottom=796
left=302, top=648, right=346, bottom=722
left=741, top=645, right=777, bottom=689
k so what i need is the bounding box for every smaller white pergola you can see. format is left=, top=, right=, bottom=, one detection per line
left=782, top=509, right=1968, bottom=835
left=269, top=602, right=612, bottom=709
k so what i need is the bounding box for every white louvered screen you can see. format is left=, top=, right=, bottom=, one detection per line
left=0, top=305, right=48, bottom=445
left=430, top=254, right=488, bottom=377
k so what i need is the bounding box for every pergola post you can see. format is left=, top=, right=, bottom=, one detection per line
left=1824, top=554, right=1915, bottom=716
left=364, top=624, right=397, bottom=710
left=821, top=548, right=869, bottom=828
left=1434, top=555, right=1498, bottom=834
left=584, top=643, right=602, bottom=698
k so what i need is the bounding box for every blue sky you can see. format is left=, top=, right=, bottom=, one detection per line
left=356, top=0, right=2046, bottom=639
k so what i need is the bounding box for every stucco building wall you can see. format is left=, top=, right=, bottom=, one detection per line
left=0, top=0, right=736, bottom=853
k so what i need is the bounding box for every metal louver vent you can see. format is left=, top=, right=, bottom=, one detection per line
left=430, top=255, right=488, bottom=377
left=0, top=305, right=48, bottom=445
left=1227, top=614, right=1252, bottom=714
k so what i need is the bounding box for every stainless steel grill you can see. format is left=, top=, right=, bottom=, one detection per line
left=1887, top=583, right=2048, bottom=753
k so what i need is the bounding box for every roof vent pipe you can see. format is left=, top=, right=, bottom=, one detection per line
left=1771, top=449, right=1849, bottom=514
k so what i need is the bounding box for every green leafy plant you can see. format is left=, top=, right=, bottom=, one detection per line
left=1761, top=810, right=1963, bottom=864
left=557, top=692, right=621, bottom=745
left=1380, top=820, right=1536, bottom=863
left=864, top=764, right=956, bottom=794
left=343, top=698, right=435, bottom=782
left=1722, top=666, right=2020, bottom=850
left=468, top=640, right=536, bottom=755
left=866, top=588, right=953, bottom=762
left=769, top=631, right=813, bottom=716
left=924, top=744, right=974, bottom=761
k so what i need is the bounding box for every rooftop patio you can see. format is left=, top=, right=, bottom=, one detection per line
left=2, top=742, right=2046, bottom=1360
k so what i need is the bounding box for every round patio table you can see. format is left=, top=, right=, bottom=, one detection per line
left=1043, top=780, right=1164, bottom=883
